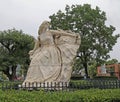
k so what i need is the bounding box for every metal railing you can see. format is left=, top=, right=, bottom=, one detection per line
left=1, top=79, right=120, bottom=91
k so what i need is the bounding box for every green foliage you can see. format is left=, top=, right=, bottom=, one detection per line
left=49, top=4, right=120, bottom=77
left=88, top=61, right=97, bottom=78
left=0, top=28, right=34, bottom=80
left=105, top=59, right=119, bottom=65
left=0, top=88, right=120, bottom=102
left=94, top=76, right=118, bottom=79
left=71, top=74, right=84, bottom=80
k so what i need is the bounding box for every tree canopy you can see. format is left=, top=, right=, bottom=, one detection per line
left=49, top=4, right=120, bottom=77
left=0, top=28, right=34, bottom=80
left=105, top=59, right=119, bottom=65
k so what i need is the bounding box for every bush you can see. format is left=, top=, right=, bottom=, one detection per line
left=0, top=89, right=120, bottom=102
left=94, top=76, right=118, bottom=79
left=71, top=74, right=84, bottom=80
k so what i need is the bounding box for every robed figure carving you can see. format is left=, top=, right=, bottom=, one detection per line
left=22, top=21, right=80, bottom=86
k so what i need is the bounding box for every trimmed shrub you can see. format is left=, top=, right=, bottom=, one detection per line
left=94, top=76, right=118, bottom=79
left=0, top=89, right=120, bottom=102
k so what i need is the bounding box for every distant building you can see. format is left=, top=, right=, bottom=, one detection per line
left=97, top=64, right=120, bottom=79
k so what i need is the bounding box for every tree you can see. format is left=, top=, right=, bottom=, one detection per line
left=88, top=60, right=97, bottom=79
left=105, top=59, right=118, bottom=65
left=0, top=29, right=34, bottom=81
left=49, top=4, right=120, bottom=77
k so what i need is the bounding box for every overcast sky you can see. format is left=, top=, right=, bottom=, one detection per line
left=0, top=0, right=120, bottom=61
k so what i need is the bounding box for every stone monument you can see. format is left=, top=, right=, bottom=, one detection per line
left=22, top=21, right=81, bottom=88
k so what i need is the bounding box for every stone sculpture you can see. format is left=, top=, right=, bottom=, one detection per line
left=22, top=21, right=80, bottom=87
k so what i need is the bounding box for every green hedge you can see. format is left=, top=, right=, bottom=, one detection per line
left=71, top=75, right=118, bottom=80
left=71, top=74, right=84, bottom=80
left=0, top=89, right=120, bottom=102
left=94, top=76, right=118, bottom=79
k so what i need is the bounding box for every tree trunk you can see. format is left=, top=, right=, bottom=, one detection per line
left=83, top=63, right=88, bottom=78
left=11, top=66, right=17, bottom=81
left=2, top=66, right=17, bottom=81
